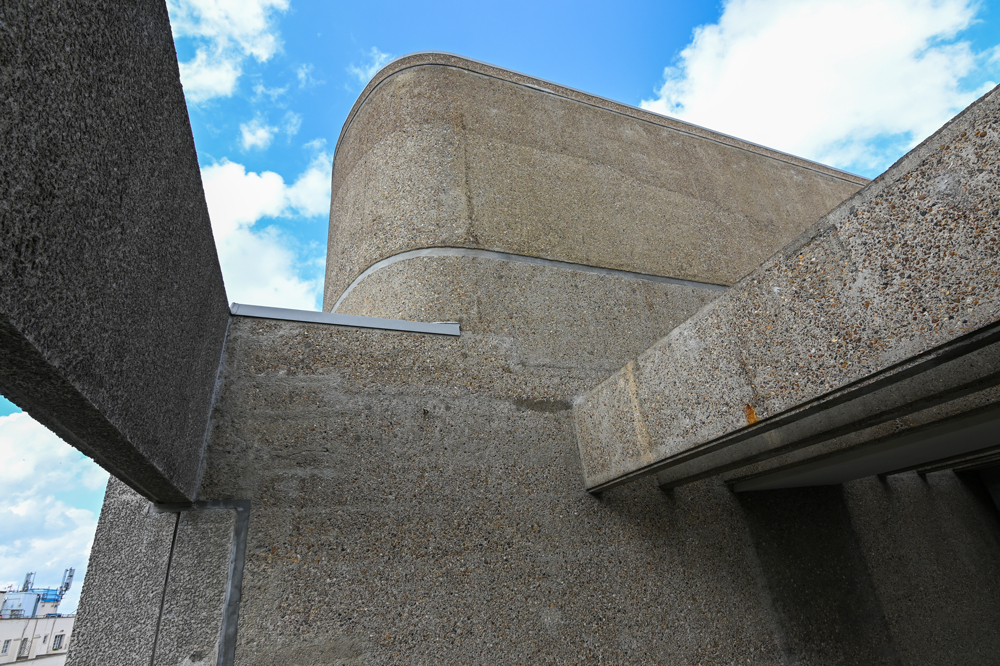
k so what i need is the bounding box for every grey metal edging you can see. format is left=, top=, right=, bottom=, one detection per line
left=230, top=303, right=460, bottom=336
left=152, top=500, right=251, bottom=666
left=331, top=247, right=729, bottom=312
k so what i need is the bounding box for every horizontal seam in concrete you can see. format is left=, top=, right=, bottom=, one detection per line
left=230, top=303, right=461, bottom=336
left=330, top=247, right=730, bottom=313
left=336, top=52, right=868, bottom=186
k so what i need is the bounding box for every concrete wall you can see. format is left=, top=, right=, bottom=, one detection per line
left=576, top=83, right=1000, bottom=490
left=15, top=13, right=993, bottom=662
left=69, top=479, right=238, bottom=666
left=324, top=53, right=865, bottom=309
left=336, top=254, right=723, bottom=374
left=0, top=0, right=229, bottom=502
left=180, top=313, right=1000, bottom=665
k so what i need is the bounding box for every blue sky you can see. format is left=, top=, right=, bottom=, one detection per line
left=2, top=0, right=998, bottom=614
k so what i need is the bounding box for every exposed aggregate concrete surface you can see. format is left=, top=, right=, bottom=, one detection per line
left=323, top=54, right=863, bottom=309
left=198, top=317, right=788, bottom=665
left=0, top=0, right=229, bottom=502
left=152, top=508, right=236, bottom=666
left=335, top=254, right=722, bottom=375
left=69, top=478, right=177, bottom=666
left=577, top=84, right=1000, bottom=489
left=185, top=314, right=1000, bottom=664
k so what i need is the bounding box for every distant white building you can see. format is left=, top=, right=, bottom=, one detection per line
left=0, top=571, right=75, bottom=664
left=0, top=615, right=73, bottom=664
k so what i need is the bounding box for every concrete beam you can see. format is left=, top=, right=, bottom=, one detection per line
left=576, top=84, right=1000, bottom=492
left=0, top=0, right=229, bottom=502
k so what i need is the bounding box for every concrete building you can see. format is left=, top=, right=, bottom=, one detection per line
left=2, top=1, right=1000, bottom=665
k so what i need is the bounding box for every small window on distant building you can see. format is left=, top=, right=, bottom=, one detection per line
left=1, top=639, right=10, bottom=654
left=43, top=635, right=48, bottom=644
left=18, top=639, right=29, bottom=657
left=53, top=634, right=64, bottom=650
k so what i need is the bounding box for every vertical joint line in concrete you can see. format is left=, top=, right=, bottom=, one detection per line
left=192, top=313, right=232, bottom=501
left=149, top=511, right=180, bottom=666
left=151, top=500, right=251, bottom=666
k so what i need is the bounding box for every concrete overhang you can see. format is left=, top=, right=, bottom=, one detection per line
left=575, top=83, right=1000, bottom=493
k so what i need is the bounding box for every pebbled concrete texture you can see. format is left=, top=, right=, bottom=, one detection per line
left=0, top=0, right=229, bottom=502
left=153, top=508, right=235, bottom=666
left=187, top=315, right=1000, bottom=664
left=197, top=317, right=788, bottom=665
left=68, top=478, right=176, bottom=666
left=577, top=83, right=1000, bottom=490
left=335, top=254, right=722, bottom=376
left=323, top=54, right=864, bottom=308
left=844, top=472, right=1000, bottom=665
left=70, top=486, right=238, bottom=666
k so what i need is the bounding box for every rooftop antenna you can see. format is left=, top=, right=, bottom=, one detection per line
left=21, top=572, right=34, bottom=592
left=59, top=569, right=74, bottom=600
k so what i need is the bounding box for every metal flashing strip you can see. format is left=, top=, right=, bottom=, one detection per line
left=332, top=247, right=729, bottom=312
left=230, top=303, right=460, bottom=336
left=151, top=500, right=251, bottom=666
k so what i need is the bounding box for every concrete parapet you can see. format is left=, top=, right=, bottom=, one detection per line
left=323, top=53, right=864, bottom=308
left=576, top=84, right=1000, bottom=492
left=0, top=0, right=229, bottom=502
left=335, top=253, right=723, bottom=375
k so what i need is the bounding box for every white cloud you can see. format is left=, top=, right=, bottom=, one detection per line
left=167, top=0, right=290, bottom=103
left=252, top=82, right=288, bottom=101
left=283, top=111, right=303, bottom=137
left=177, top=47, right=241, bottom=103
left=0, top=413, right=109, bottom=615
left=200, top=148, right=332, bottom=309
left=240, top=118, right=277, bottom=150
left=641, top=0, right=999, bottom=173
left=297, top=64, right=322, bottom=88
left=347, top=47, right=393, bottom=85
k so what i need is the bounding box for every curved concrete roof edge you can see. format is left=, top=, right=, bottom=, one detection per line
left=333, top=51, right=869, bottom=185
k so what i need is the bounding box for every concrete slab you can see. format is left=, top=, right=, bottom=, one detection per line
left=0, top=0, right=229, bottom=502
left=576, top=83, right=1000, bottom=492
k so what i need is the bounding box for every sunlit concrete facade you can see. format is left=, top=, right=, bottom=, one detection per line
left=3, top=2, right=1000, bottom=665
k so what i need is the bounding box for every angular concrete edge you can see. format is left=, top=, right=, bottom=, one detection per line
left=68, top=479, right=250, bottom=666
left=576, top=83, right=1000, bottom=492
left=0, top=0, right=230, bottom=502
left=574, top=362, right=656, bottom=486
left=150, top=500, right=250, bottom=666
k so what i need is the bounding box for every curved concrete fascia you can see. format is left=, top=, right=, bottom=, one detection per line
left=330, top=247, right=729, bottom=313
left=337, top=52, right=868, bottom=185
left=325, top=53, right=867, bottom=309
